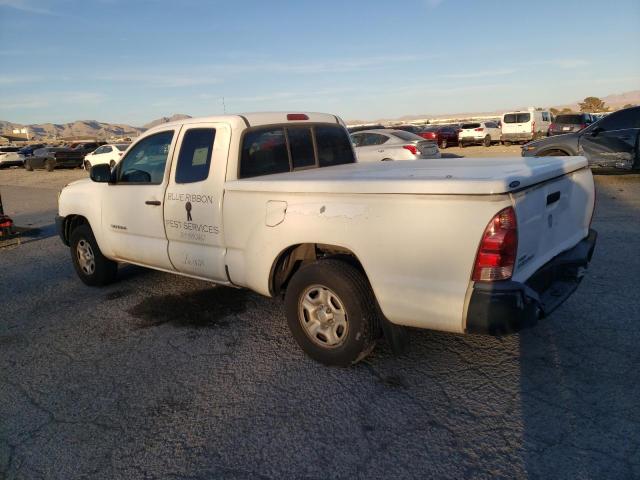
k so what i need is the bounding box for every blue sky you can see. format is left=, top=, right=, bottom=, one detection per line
left=1, top=0, right=639, bottom=125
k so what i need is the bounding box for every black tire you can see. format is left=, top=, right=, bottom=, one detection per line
left=483, top=136, right=491, bottom=147
left=45, top=159, right=55, bottom=172
left=69, top=224, right=118, bottom=286
left=503, top=141, right=512, bottom=147
left=285, top=259, right=377, bottom=366
left=459, top=141, right=466, bottom=148
left=381, top=158, right=393, bottom=161
left=440, top=138, right=447, bottom=149
left=539, top=149, right=569, bottom=157
left=84, top=160, right=91, bottom=170
left=24, top=159, right=33, bottom=171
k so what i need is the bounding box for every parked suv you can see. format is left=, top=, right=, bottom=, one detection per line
left=501, top=109, right=552, bottom=144
left=548, top=113, right=594, bottom=136
left=458, top=121, right=501, bottom=147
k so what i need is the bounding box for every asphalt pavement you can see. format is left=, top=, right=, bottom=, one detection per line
left=1, top=167, right=639, bottom=479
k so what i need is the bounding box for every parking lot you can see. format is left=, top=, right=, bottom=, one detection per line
left=1, top=152, right=640, bottom=479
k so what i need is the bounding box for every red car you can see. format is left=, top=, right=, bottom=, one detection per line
left=419, top=125, right=459, bottom=149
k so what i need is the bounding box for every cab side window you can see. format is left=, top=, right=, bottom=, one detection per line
left=117, top=131, right=174, bottom=184
left=175, top=128, right=216, bottom=183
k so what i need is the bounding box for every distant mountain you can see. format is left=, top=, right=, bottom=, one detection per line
left=0, top=119, right=144, bottom=140
left=143, top=114, right=192, bottom=130
left=0, top=113, right=194, bottom=141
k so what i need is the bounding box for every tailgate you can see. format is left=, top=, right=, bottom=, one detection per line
left=511, top=167, right=595, bottom=282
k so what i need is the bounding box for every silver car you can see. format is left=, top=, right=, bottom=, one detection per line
left=351, top=129, right=441, bottom=162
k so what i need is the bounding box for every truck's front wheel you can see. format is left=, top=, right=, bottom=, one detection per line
left=285, top=260, right=376, bottom=366
left=69, top=224, right=118, bottom=286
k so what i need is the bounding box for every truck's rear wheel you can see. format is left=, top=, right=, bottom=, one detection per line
left=69, top=224, right=117, bottom=286
left=483, top=135, right=491, bottom=147
left=285, top=259, right=376, bottom=366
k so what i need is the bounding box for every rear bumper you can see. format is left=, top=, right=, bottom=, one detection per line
left=465, top=229, right=597, bottom=335
left=501, top=133, right=534, bottom=142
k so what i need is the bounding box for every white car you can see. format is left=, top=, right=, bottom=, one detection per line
left=56, top=112, right=596, bottom=366
left=501, top=109, right=552, bottom=144
left=458, top=121, right=502, bottom=147
left=83, top=144, right=129, bottom=170
left=0, top=146, right=25, bottom=168
left=351, top=129, right=440, bottom=161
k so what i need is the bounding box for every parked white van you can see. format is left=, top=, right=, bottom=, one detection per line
left=501, top=108, right=552, bottom=144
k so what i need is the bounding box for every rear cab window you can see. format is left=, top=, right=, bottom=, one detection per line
left=239, top=124, right=355, bottom=178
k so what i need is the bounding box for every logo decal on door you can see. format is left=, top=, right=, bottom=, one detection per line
left=185, top=201, right=193, bottom=221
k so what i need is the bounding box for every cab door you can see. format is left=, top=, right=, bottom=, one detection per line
left=579, top=107, right=640, bottom=169
left=102, top=129, right=178, bottom=269
left=164, top=123, right=230, bottom=281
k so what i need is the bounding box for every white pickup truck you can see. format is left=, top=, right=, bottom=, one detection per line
left=56, top=112, right=597, bottom=366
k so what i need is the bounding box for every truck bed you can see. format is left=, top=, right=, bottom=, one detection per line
left=225, top=156, right=588, bottom=195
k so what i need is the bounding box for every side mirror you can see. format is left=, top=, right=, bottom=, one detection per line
left=590, top=126, right=604, bottom=137
left=90, top=163, right=112, bottom=183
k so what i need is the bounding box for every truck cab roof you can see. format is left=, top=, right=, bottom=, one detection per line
left=145, top=112, right=342, bottom=134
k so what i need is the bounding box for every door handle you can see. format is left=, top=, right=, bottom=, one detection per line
left=145, top=200, right=161, bottom=206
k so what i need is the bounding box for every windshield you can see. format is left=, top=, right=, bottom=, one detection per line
left=503, top=113, right=531, bottom=123
left=555, top=115, right=583, bottom=124
left=461, top=123, right=481, bottom=129
left=115, top=144, right=129, bottom=151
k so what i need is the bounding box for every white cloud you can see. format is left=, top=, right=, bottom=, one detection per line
left=443, top=68, right=517, bottom=79
left=425, top=0, right=446, bottom=8
left=0, top=92, right=106, bottom=110
left=0, top=0, right=55, bottom=15
left=0, top=75, right=40, bottom=85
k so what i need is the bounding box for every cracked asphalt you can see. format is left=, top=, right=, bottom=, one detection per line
left=1, top=168, right=639, bottom=479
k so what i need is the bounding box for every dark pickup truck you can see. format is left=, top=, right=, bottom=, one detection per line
left=25, top=143, right=105, bottom=172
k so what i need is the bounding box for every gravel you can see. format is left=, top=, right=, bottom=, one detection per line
left=1, top=168, right=639, bottom=479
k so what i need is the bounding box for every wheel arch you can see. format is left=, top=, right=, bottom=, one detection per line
left=269, top=243, right=368, bottom=297
left=60, top=214, right=90, bottom=245
left=538, top=147, right=573, bottom=156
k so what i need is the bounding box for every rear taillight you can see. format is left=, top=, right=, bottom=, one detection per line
left=549, top=123, right=556, bottom=131
left=579, top=124, right=587, bottom=130
left=472, top=207, right=518, bottom=282
left=474, top=127, right=484, bottom=132
left=421, top=132, right=436, bottom=139
left=403, top=145, right=418, bottom=155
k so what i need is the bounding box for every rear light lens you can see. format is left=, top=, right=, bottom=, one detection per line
left=403, top=145, right=418, bottom=155
left=421, top=132, right=436, bottom=139
left=472, top=207, right=518, bottom=282
left=287, top=113, right=309, bottom=121
left=579, top=124, right=587, bottom=130
left=474, top=128, right=484, bottom=132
